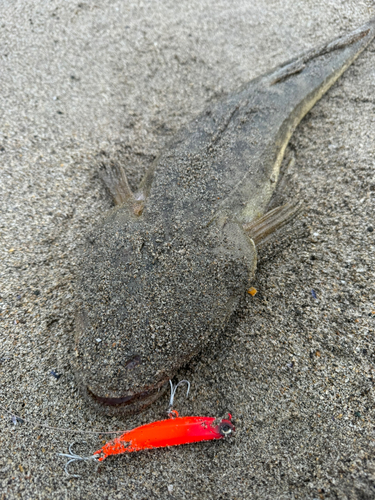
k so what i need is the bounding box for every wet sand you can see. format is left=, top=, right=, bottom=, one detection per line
left=1, top=1, right=375, bottom=498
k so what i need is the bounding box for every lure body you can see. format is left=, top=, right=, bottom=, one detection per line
left=94, top=414, right=234, bottom=461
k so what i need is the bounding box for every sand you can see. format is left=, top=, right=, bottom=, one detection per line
left=1, top=1, right=375, bottom=498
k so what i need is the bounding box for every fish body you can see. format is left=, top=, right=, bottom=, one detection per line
left=74, top=19, right=375, bottom=415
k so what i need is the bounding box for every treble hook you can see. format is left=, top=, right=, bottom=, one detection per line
left=58, top=441, right=98, bottom=478
left=167, top=379, right=190, bottom=417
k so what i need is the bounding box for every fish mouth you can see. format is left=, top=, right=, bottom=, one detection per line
left=80, top=381, right=169, bottom=415
left=86, top=385, right=161, bottom=407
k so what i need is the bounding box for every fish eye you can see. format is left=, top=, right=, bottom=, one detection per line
left=219, top=422, right=234, bottom=436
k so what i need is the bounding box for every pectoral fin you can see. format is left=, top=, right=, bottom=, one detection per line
left=98, top=157, right=145, bottom=216
left=98, top=158, right=134, bottom=205
left=243, top=202, right=302, bottom=247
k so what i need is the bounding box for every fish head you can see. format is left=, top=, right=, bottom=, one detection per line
left=74, top=207, right=257, bottom=415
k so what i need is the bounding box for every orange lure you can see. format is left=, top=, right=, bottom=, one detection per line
left=59, top=381, right=234, bottom=475
left=94, top=412, right=234, bottom=461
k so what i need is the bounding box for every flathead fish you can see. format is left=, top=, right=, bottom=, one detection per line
left=74, top=19, right=375, bottom=415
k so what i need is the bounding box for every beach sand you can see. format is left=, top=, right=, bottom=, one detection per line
left=1, top=1, right=375, bottom=498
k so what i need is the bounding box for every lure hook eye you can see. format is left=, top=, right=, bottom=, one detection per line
left=218, top=421, right=235, bottom=437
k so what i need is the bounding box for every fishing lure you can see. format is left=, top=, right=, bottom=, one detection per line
left=94, top=412, right=234, bottom=462
left=95, top=380, right=234, bottom=461
left=59, top=381, right=235, bottom=475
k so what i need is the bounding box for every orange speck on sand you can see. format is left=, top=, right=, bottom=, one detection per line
left=247, top=287, right=257, bottom=296
left=133, top=203, right=144, bottom=216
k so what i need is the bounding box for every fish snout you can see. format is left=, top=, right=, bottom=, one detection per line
left=74, top=308, right=170, bottom=414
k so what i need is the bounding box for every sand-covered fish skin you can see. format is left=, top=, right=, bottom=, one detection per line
left=74, top=18, right=375, bottom=415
